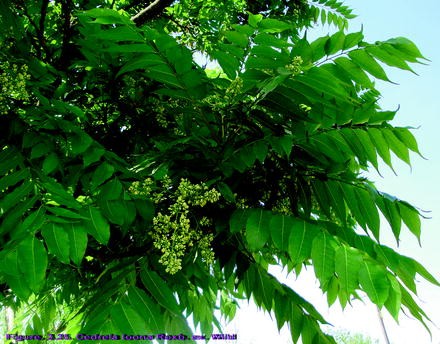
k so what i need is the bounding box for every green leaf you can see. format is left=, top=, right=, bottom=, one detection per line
left=253, top=266, right=274, bottom=310
left=355, top=186, right=380, bottom=240
left=312, top=231, right=338, bottom=287
left=82, top=206, right=110, bottom=245
left=289, top=305, right=304, bottom=342
left=42, top=153, right=59, bottom=174
left=1, top=249, right=32, bottom=300
left=217, top=182, right=235, bottom=202
left=311, top=180, right=331, bottom=218
left=65, top=222, right=88, bottom=266
left=0, top=195, right=38, bottom=236
left=83, top=146, right=105, bottom=166
left=126, top=286, right=164, bottom=333
left=411, top=258, right=440, bottom=286
left=99, top=200, right=124, bottom=226
left=353, top=129, right=379, bottom=170
left=374, top=244, right=400, bottom=271
left=325, top=31, right=345, bottom=55
left=91, top=162, right=115, bottom=190
left=343, top=31, right=364, bottom=50
left=246, top=209, right=271, bottom=250
left=259, top=18, right=292, bottom=33
left=46, top=206, right=87, bottom=220
left=0, top=168, right=30, bottom=192
left=91, top=26, right=144, bottom=42
left=288, top=220, right=319, bottom=265
left=31, top=142, right=51, bottom=159
left=103, top=43, right=154, bottom=54
left=247, top=56, right=286, bottom=70
left=393, top=127, right=423, bottom=156
left=376, top=195, right=402, bottom=241
left=0, top=147, right=22, bottom=175
left=140, top=265, right=181, bottom=315
left=224, top=31, right=248, bottom=48
left=248, top=13, right=263, bottom=28
left=366, top=44, right=415, bottom=73
left=368, top=110, right=397, bottom=124
left=40, top=177, right=81, bottom=209
left=368, top=128, right=394, bottom=170
left=254, top=33, right=291, bottom=49
left=385, top=275, right=402, bottom=320
left=41, top=222, right=70, bottom=264
left=382, top=128, right=411, bottom=166
left=327, top=276, right=339, bottom=306
left=116, top=54, right=162, bottom=76
left=358, top=260, right=390, bottom=307
left=292, top=37, right=313, bottom=64
left=349, top=49, right=391, bottom=81
left=0, top=179, right=34, bottom=214
left=296, top=67, right=348, bottom=100
left=340, top=182, right=367, bottom=230
left=326, top=180, right=347, bottom=225
left=134, top=199, right=154, bottom=221
left=17, top=236, right=48, bottom=293
left=82, top=8, right=133, bottom=25
left=335, top=246, right=362, bottom=294
left=213, top=51, right=239, bottom=79
left=111, top=302, right=147, bottom=335
left=229, top=209, right=251, bottom=234
left=148, top=66, right=183, bottom=89
left=333, top=57, right=373, bottom=88
left=385, top=37, right=426, bottom=60
left=310, top=35, right=329, bottom=62
left=70, top=132, right=93, bottom=155
left=270, top=214, right=294, bottom=252
left=269, top=135, right=293, bottom=157
left=398, top=203, right=421, bottom=241
left=400, top=286, right=431, bottom=333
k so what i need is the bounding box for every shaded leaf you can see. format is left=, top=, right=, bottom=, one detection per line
left=288, top=220, right=319, bottom=265
left=335, top=246, right=362, bottom=294
left=17, top=236, right=48, bottom=293
left=359, top=260, right=390, bottom=307
left=126, top=286, right=164, bottom=333
left=312, top=231, right=338, bottom=287
left=246, top=209, right=271, bottom=250
left=66, top=222, right=88, bottom=266
left=270, top=214, right=294, bottom=252
left=140, top=265, right=181, bottom=315
left=41, top=222, right=70, bottom=264
left=82, top=206, right=110, bottom=245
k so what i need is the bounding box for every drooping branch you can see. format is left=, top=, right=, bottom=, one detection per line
left=131, top=0, right=174, bottom=26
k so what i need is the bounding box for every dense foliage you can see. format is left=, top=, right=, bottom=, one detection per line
left=0, top=0, right=438, bottom=343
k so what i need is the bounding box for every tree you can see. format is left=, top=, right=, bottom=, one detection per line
left=330, top=330, right=379, bottom=344
left=0, top=0, right=438, bottom=343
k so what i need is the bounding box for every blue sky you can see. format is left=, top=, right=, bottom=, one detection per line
left=223, top=1, right=440, bottom=343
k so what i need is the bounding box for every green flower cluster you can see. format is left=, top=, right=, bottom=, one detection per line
left=203, top=76, right=244, bottom=113
left=285, top=56, right=303, bottom=75
left=0, top=60, right=30, bottom=114
left=131, top=177, right=220, bottom=274
left=128, top=178, right=155, bottom=197
left=225, top=77, right=243, bottom=99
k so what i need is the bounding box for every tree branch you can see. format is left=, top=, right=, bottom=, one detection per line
left=58, top=0, right=73, bottom=69
left=16, top=1, right=48, bottom=59
left=131, top=0, right=174, bottom=25
left=39, top=0, right=50, bottom=35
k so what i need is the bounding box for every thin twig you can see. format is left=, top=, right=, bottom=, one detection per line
left=377, top=306, right=391, bottom=344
